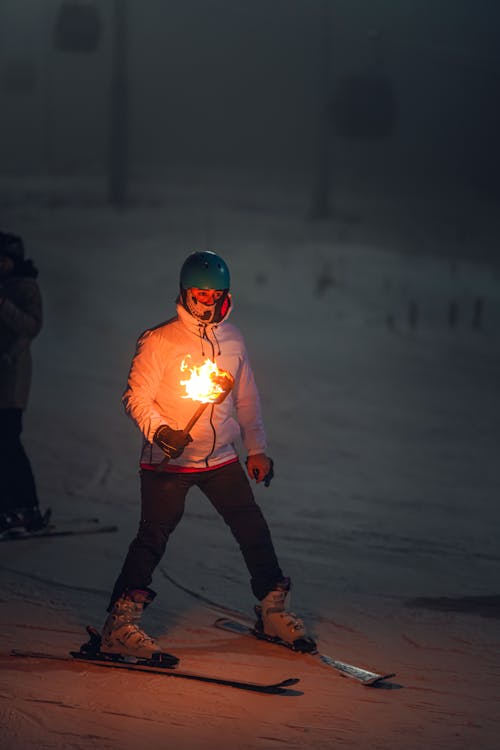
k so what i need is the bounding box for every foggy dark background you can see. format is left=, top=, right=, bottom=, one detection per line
left=1, top=6, right=500, bottom=746
left=1, top=0, right=500, bottom=234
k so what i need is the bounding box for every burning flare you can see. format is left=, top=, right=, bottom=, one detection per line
left=180, top=357, right=234, bottom=403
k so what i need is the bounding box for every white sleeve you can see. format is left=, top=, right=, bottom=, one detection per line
left=232, top=348, right=268, bottom=456
left=122, top=330, right=167, bottom=443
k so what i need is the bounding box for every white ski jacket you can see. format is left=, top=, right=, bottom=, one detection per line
left=122, top=301, right=267, bottom=470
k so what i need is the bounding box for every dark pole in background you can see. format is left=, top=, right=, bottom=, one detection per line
left=310, top=0, right=332, bottom=219
left=43, top=0, right=54, bottom=184
left=108, top=0, right=129, bottom=207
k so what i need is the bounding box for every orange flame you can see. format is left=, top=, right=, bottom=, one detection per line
left=180, top=357, right=233, bottom=403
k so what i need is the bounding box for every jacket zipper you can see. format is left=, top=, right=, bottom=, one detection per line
left=202, top=326, right=217, bottom=467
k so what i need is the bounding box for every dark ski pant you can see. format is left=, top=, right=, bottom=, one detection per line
left=0, top=409, right=39, bottom=513
left=108, top=461, right=284, bottom=610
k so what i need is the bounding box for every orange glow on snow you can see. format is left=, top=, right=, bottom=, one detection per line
left=180, top=357, right=233, bottom=403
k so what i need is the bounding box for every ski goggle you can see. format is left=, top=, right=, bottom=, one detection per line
left=190, top=289, right=224, bottom=304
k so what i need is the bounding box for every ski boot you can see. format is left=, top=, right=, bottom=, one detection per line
left=0, top=506, right=51, bottom=535
left=254, top=578, right=317, bottom=653
left=101, top=588, right=177, bottom=665
left=24, top=506, right=51, bottom=531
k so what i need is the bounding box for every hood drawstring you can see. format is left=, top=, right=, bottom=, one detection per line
left=198, top=324, right=206, bottom=357
left=212, top=327, right=222, bottom=357
left=197, top=324, right=221, bottom=359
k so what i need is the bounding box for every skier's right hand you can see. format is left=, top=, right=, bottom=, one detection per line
left=154, top=424, right=193, bottom=459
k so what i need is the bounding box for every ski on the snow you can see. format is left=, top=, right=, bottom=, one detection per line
left=214, top=617, right=395, bottom=687
left=10, top=627, right=300, bottom=695
left=0, top=520, right=118, bottom=542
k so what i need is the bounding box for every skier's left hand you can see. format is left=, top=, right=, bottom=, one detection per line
left=246, top=454, right=274, bottom=487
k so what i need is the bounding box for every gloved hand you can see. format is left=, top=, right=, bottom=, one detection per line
left=154, top=424, right=193, bottom=460
left=246, top=454, right=274, bottom=487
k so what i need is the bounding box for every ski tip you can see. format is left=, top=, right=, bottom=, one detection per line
left=367, top=672, right=396, bottom=686
left=276, top=677, right=300, bottom=688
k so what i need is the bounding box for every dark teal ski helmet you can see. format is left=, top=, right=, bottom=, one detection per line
left=180, top=251, right=230, bottom=291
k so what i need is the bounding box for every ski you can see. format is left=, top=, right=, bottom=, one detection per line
left=214, top=617, right=395, bottom=687
left=0, top=522, right=118, bottom=542
left=48, top=517, right=104, bottom=526
left=10, top=627, right=300, bottom=695
left=10, top=650, right=300, bottom=695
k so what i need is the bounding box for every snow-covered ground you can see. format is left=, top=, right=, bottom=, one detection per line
left=1, top=179, right=499, bottom=749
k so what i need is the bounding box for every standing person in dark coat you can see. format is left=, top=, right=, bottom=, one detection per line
left=0, top=231, right=45, bottom=533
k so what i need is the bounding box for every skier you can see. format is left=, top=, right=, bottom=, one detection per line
left=0, top=231, right=46, bottom=533
left=102, top=250, right=315, bottom=658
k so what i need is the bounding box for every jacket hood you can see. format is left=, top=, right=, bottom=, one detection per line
left=0, top=232, right=24, bottom=262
